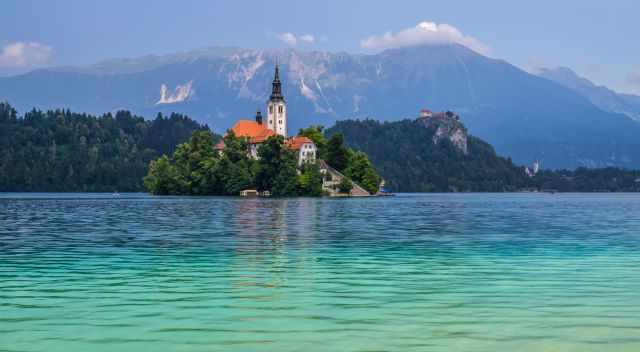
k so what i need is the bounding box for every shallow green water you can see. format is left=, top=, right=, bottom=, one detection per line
left=1, top=193, right=640, bottom=351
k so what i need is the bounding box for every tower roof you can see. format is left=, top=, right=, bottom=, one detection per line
left=269, top=63, right=284, bottom=102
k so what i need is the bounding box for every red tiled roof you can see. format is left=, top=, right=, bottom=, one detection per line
left=286, top=136, right=314, bottom=150
left=227, top=119, right=275, bottom=144
left=214, top=139, right=225, bottom=150
left=216, top=119, right=317, bottom=152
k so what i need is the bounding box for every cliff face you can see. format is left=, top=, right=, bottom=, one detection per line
left=416, top=112, right=468, bottom=154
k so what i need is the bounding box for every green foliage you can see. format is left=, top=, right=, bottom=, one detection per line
left=344, top=151, right=381, bottom=194
left=322, top=132, right=380, bottom=194
left=338, top=177, right=353, bottom=194
left=145, top=133, right=325, bottom=197
left=255, top=136, right=299, bottom=196
left=217, top=157, right=254, bottom=195
left=171, top=130, right=218, bottom=194
left=326, top=133, right=352, bottom=172
left=145, top=130, right=257, bottom=196
left=222, top=131, right=250, bottom=163
left=532, top=167, right=640, bottom=192
left=0, top=103, right=209, bottom=192
left=326, top=118, right=530, bottom=192
left=143, top=155, right=182, bottom=195
left=297, top=162, right=324, bottom=197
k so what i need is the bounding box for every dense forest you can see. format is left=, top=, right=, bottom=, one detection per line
left=531, top=168, right=640, bottom=192
left=0, top=102, right=209, bottom=192
left=143, top=126, right=380, bottom=197
left=326, top=118, right=531, bottom=192
left=2, top=101, right=639, bottom=194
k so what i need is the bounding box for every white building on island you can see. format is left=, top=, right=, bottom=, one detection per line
left=215, top=64, right=316, bottom=165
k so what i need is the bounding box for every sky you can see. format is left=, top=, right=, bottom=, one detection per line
left=1, top=0, right=639, bottom=94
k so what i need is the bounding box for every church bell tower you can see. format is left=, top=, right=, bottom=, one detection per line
left=267, top=63, right=287, bottom=137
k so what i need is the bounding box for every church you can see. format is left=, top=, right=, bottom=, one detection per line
left=215, top=64, right=317, bottom=166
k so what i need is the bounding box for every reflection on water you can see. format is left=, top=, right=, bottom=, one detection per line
left=1, top=193, right=640, bottom=351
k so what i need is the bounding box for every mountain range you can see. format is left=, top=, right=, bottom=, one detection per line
left=537, top=66, right=640, bottom=122
left=1, top=44, right=640, bottom=169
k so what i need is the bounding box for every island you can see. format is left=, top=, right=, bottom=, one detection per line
left=143, top=64, right=381, bottom=197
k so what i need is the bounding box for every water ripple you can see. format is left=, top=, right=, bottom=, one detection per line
left=1, top=193, right=640, bottom=351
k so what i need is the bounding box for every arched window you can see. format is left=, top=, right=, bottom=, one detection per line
left=269, top=106, right=273, bottom=114
left=279, top=106, right=283, bottom=114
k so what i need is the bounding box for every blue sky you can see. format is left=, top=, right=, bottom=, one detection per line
left=1, top=0, right=639, bottom=94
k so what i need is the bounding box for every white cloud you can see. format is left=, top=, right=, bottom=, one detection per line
left=275, top=32, right=318, bottom=46
left=0, top=41, right=52, bottom=68
left=360, top=21, right=490, bottom=55
left=299, top=34, right=315, bottom=44
left=276, top=32, right=298, bottom=46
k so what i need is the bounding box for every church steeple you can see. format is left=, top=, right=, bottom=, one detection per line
left=270, top=63, right=284, bottom=102
left=266, top=62, right=287, bottom=137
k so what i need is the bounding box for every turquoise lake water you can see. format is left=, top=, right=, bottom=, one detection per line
left=1, top=193, right=640, bottom=351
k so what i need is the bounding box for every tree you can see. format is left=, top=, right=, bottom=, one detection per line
left=0, top=102, right=17, bottom=123
left=221, top=131, right=250, bottom=163
left=326, top=133, right=351, bottom=172
left=143, top=155, right=182, bottom=195
left=345, top=151, right=381, bottom=194
left=255, top=135, right=299, bottom=196
left=216, top=157, right=254, bottom=195
left=297, top=162, right=324, bottom=196
left=338, top=177, right=353, bottom=194
left=272, top=155, right=298, bottom=196
left=172, top=130, right=218, bottom=194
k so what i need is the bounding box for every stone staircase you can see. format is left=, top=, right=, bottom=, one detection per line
left=318, top=160, right=371, bottom=197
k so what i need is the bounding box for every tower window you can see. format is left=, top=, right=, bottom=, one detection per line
left=279, top=106, right=283, bottom=113
left=269, top=106, right=273, bottom=114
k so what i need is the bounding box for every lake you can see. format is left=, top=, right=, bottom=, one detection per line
left=1, top=193, right=640, bottom=351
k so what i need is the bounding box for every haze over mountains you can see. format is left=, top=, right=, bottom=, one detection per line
left=537, top=66, right=640, bottom=122
left=1, top=44, right=640, bottom=169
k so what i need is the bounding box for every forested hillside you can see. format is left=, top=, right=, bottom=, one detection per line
left=327, top=118, right=531, bottom=192
left=531, top=168, right=640, bottom=192
left=0, top=103, right=210, bottom=192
